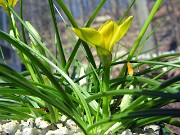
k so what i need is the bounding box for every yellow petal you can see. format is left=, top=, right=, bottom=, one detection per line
left=127, top=62, right=134, bottom=76
left=0, top=0, right=18, bottom=11
left=98, top=20, right=118, bottom=52
left=0, top=1, right=6, bottom=9
left=72, top=27, right=103, bottom=47
left=110, top=16, right=133, bottom=46
left=8, top=0, right=18, bottom=7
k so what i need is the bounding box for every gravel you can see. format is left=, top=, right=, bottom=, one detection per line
left=0, top=116, right=83, bottom=135
left=0, top=116, right=161, bottom=135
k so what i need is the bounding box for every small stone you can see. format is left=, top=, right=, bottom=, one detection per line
left=73, top=132, right=84, bottom=135
left=46, top=124, right=58, bottom=130
left=144, top=125, right=160, bottom=132
left=132, top=133, right=138, bottom=135
left=15, top=129, right=22, bottom=135
left=21, top=118, right=34, bottom=128
left=0, top=124, right=2, bottom=132
left=144, top=128, right=154, bottom=134
left=2, top=121, right=20, bottom=134
left=22, top=127, right=38, bottom=135
left=65, top=120, right=76, bottom=129
left=35, top=117, right=50, bottom=129
left=56, top=123, right=63, bottom=129
left=144, top=125, right=160, bottom=135
left=61, top=115, right=67, bottom=122
left=38, top=120, right=50, bottom=129
left=37, top=129, right=43, bottom=135
left=46, top=128, right=68, bottom=135
left=35, top=117, right=43, bottom=127
left=121, top=129, right=132, bottom=135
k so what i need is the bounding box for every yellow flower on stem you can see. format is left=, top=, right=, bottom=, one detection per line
left=72, top=16, right=133, bottom=119
left=0, top=0, right=18, bottom=11
left=72, top=16, right=133, bottom=55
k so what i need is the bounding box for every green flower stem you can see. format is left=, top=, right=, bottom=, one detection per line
left=119, top=0, right=163, bottom=77
left=99, top=64, right=111, bottom=135
left=97, top=48, right=112, bottom=119
left=102, top=65, right=110, bottom=119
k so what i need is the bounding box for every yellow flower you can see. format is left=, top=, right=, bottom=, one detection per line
left=0, top=0, right=18, bottom=11
left=127, top=62, right=134, bottom=76
left=72, top=16, right=133, bottom=53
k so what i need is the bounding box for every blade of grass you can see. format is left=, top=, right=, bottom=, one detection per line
left=86, top=89, right=180, bottom=103
left=135, top=17, right=167, bottom=60
left=19, top=0, right=27, bottom=44
left=7, top=6, right=62, bottom=69
left=0, top=105, right=33, bottom=119
left=0, top=46, right=6, bottom=64
left=48, top=0, right=66, bottom=68
left=118, top=0, right=136, bottom=25
left=0, top=63, right=87, bottom=133
left=0, top=31, right=87, bottom=132
left=87, top=109, right=180, bottom=131
left=119, top=0, right=163, bottom=77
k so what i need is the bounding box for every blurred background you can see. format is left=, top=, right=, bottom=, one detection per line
left=0, top=0, right=179, bottom=72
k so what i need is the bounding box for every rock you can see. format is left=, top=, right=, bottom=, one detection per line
left=144, top=125, right=160, bottom=135
left=0, top=124, right=2, bottom=132
left=35, top=117, right=50, bottom=129
left=2, top=121, right=20, bottom=134
left=38, top=120, right=50, bottom=129
left=21, top=118, right=34, bottom=129
left=22, top=127, right=38, bottom=135
left=61, top=115, right=67, bottom=122
left=0, top=116, right=162, bottom=135
left=121, top=129, right=132, bottom=135
left=35, top=117, right=43, bottom=127
left=15, top=129, right=22, bottom=135
left=45, top=128, right=68, bottom=135
left=65, top=120, right=76, bottom=129
left=56, top=123, right=63, bottom=129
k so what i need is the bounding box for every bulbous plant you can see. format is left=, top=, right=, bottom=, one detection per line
left=0, top=0, right=179, bottom=134
left=72, top=16, right=134, bottom=120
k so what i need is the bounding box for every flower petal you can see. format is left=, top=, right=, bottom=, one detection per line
left=0, top=0, right=18, bottom=11
left=110, top=16, right=133, bottom=46
left=0, top=1, right=6, bottom=9
left=98, top=20, right=118, bottom=51
left=72, top=27, right=103, bottom=47
left=8, top=0, right=19, bottom=7
left=127, top=62, right=134, bottom=76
